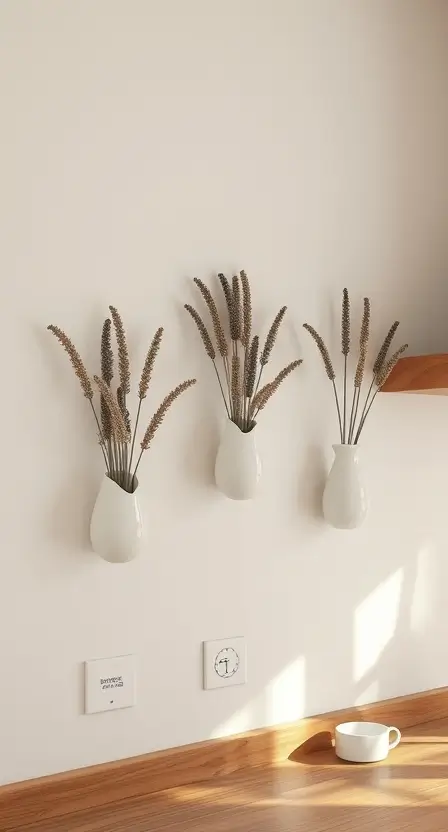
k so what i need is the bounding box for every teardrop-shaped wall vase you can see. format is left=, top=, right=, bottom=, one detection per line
left=90, top=475, right=143, bottom=562
left=322, top=444, right=368, bottom=529
left=215, top=419, right=262, bottom=500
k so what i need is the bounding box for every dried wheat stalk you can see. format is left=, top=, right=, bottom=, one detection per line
left=48, top=324, right=108, bottom=469
left=101, top=318, right=113, bottom=385
left=376, top=344, right=408, bottom=388
left=100, top=318, right=113, bottom=440
left=139, top=327, right=164, bottom=399
left=109, top=306, right=130, bottom=396
left=305, top=292, right=406, bottom=444
left=240, top=270, right=252, bottom=348
left=231, top=354, right=241, bottom=422
left=373, top=320, right=400, bottom=378
left=341, top=288, right=350, bottom=442
left=117, top=386, right=131, bottom=436
left=132, top=379, right=197, bottom=485
left=353, top=320, right=403, bottom=444
left=49, top=310, right=196, bottom=492
left=341, top=288, right=350, bottom=357
left=245, top=335, right=259, bottom=398
left=260, top=306, right=287, bottom=366
left=47, top=325, right=93, bottom=399
left=231, top=275, right=242, bottom=342
left=185, top=274, right=300, bottom=432
left=94, top=376, right=129, bottom=443
left=302, top=323, right=336, bottom=381
left=250, top=360, right=302, bottom=416
left=348, top=297, right=370, bottom=443
left=184, top=304, right=216, bottom=360
left=194, top=278, right=227, bottom=358
left=354, top=298, right=371, bottom=387
left=353, top=343, right=408, bottom=443
left=218, top=273, right=234, bottom=339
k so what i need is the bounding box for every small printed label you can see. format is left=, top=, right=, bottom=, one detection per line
left=101, top=676, right=124, bottom=690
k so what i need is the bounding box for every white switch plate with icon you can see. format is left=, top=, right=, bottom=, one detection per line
left=84, top=654, right=136, bottom=714
left=203, top=637, right=246, bottom=690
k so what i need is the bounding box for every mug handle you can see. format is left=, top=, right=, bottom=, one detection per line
left=388, top=726, right=401, bottom=750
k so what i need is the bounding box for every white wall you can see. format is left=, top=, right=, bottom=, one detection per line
left=1, top=0, right=448, bottom=785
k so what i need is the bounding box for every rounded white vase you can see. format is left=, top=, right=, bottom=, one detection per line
left=90, top=475, right=143, bottom=562
left=215, top=419, right=262, bottom=500
left=322, top=444, right=368, bottom=529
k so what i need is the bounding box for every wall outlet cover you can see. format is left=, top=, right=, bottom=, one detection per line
left=84, top=654, right=136, bottom=714
left=203, top=637, right=246, bottom=690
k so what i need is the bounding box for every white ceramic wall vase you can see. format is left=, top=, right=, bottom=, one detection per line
left=322, top=444, right=368, bottom=529
left=215, top=419, right=262, bottom=500
left=90, top=475, right=143, bottom=562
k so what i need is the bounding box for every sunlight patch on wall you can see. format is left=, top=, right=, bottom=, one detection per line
left=354, top=681, right=379, bottom=706
left=354, top=569, right=404, bottom=682
left=210, top=706, right=252, bottom=739
left=410, top=545, right=434, bottom=634
left=266, top=656, right=306, bottom=725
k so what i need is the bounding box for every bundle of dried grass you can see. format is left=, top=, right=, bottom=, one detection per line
left=304, top=290, right=407, bottom=444
left=185, top=272, right=301, bottom=431
left=48, top=310, right=196, bottom=492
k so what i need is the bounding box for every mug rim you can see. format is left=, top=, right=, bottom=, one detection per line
left=335, top=721, right=389, bottom=737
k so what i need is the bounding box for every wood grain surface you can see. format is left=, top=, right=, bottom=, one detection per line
left=7, top=716, right=448, bottom=831
left=1, top=686, right=446, bottom=830
left=381, top=354, right=448, bottom=394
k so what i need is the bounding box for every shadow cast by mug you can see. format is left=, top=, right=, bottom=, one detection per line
left=288, top=731, right=334, bottom=763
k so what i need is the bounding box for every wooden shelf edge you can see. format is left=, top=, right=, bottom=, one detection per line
left=381, top=354, right=448, bottom=394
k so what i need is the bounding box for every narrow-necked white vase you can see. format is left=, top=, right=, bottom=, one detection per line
left=90, top=475, right=143, bottom=562
left=322, top=444, right=368, bottom=529
left=215, top=420, right=261, bottom=500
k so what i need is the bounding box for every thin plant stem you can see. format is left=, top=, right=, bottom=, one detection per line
left=350, top=387, right=362, bottom=444
left=124, top=444, right=129, bottom=490
left=243, top=344, right=250, bottom=430
left=347, top=387, right=357, bottom=444
left=89, top=400, right=109, bottom=471
left=343, top=355, right=347, bottom=443
left=252, top=366, right=263, bottom=406
left=222, top=355, right=232, bottom=420
left=132, top=447, right=144, bottom=487
left=106, top=438, right=112, bottom=474
left=248, top=365, right=264, bottom=427
left=114, top=440, right=119, bottom=482
left=109, top=438, right=117, bottom=481
left=354, top=387, right=379, bottom=443
left=223, top=356, right=231, bottom=397
left=332, top=380, right=343, bottom=443
left=354, top=377, right=376, bottom=440
left=213, top=361, right=231, bottom=418
left=128, top=399, right=142, bottom=479
left=231, top=341, right=237, bottom=420
left=120, top=443, right=125, bottom=488
left=114, top=440, right=120, bottom=485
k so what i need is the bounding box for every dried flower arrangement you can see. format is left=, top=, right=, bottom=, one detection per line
left=303, top=290, right=408, bottom=444
left=48, top=308, right=196, bottom=492
left=185, top=272, right=302, bottom=431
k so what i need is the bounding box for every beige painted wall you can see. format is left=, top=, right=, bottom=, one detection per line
left=1, top=0, right=448, bottom=784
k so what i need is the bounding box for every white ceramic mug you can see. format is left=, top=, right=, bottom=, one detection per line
left=335, top=721, right=401, bottom=763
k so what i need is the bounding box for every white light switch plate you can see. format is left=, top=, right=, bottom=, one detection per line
left=84, top=654, right=136, bottom=714
left=203, top=637, right=246, bottom=690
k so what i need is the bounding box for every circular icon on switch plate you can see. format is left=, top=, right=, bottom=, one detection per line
left=214, top=647, right=240, bottom=678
